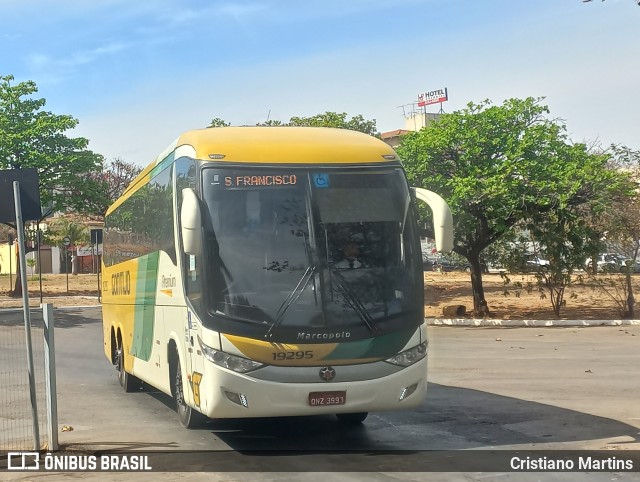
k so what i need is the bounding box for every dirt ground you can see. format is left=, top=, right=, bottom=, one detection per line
left=424, top=270, right=640, bottom=320
left=1, top=271, right=639, bottom=320
left=0, top=274, right=101, bottom=309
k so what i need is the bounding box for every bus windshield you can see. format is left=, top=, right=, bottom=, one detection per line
left=200, top=167, right=421, bottom=338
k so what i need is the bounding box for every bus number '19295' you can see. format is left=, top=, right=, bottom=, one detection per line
left=272, top=351, right=313, bottom=361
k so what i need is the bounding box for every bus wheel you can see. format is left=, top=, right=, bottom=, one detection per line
left=115, top=336, right=141, bottom=392
left=336, top=412, right=368, bottom=424
left=172, top=352, right=206, bottom=429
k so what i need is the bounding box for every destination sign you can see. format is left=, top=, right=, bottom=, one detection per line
left=223, top=174, right=298, bottom=187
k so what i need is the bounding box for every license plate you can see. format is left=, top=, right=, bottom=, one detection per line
left=308, top=391, right=346, bottom=406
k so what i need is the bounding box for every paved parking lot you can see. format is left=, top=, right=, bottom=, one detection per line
left=2, top=308, right=639, bottom=480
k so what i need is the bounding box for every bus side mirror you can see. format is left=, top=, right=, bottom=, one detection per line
left=412, top=187, right=454, bottom=253
left=181, top=188, right=202, bottom=256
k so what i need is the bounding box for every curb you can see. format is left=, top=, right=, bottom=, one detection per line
left=0, top=305, right=101, bottom=313
left=427, top=318, right=640, bottom=327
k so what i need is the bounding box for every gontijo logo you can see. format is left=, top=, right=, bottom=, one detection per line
left=6, top=452, right=152, bottom=471
left=111, top=270, right=131, bottom=296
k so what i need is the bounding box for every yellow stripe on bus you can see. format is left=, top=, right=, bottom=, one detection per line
left=223, top=334, right=338, bottom=367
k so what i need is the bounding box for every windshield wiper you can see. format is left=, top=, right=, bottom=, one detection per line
left=264, top=265, right=317, bottom=339
left=329, top=264, right=378, bottom=333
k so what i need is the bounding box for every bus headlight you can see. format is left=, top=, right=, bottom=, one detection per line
left=385, top=342, right=427, bottom=367
left=198, top=338, right=264, bottom=373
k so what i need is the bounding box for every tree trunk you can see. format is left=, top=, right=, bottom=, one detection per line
left=626, top=269, right=634, bottom=319
left=468, top=254, right=490, bottom=317
left=551, top=284, right=565, bottom=318
left=589, top=253, right=598, bottom=275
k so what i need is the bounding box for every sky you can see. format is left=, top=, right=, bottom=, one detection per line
left=1, top=0, right=639, bottom=166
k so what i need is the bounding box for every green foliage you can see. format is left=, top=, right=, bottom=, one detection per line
left=287, top=112, right=378, bottom=135
left=586, top=271, right=635, bottom=319
left=45, top=217, right=90, bottom=249
left=598, top=145, right=640, bottom=261
left=208, top=117, right=231, bottom=128
left=397, top=97, right=628, bottom=314
left=525, top=146, right=633, bottom=316
left=0, top=75, right=105, bottom=220
left=211, top=112, right=378, bottom=135
left=75, top=157, right=143, bottom=216
left=26, top=256, right=37, bottom=278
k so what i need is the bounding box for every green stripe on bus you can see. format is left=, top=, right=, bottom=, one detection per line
left=324, top=329, right=414, bottom=361
left=132, top=252, right=159, bottom=362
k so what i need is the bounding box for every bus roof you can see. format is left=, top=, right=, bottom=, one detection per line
left=114, top=127, right=399, bottom=212
left=177, top=126, right=397, bottom=165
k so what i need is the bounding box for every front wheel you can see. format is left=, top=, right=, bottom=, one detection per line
left=172, top=351, right=207, bottom=429
left=336, top=412, right=368, bottom=424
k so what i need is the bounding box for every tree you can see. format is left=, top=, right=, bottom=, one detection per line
left=0, top=75, right=104, bottom=218
left=74, top=157, right=143, bottom=216
left=45, top=216, right=90, bottom=274
left=208, top=117, right=230, bottom=128
left=209, top=112, right=379, bottom=135
left=287, top=112, right=378, bottom=136
left=397, top=97, right=624, bottom=315
left=584, top=145, right=640, bottom=318
left=601, top=145, right=640, bottom=261
left=26, top=256, right=37, bottom=279
left=1, top=74, right=104, bottom=295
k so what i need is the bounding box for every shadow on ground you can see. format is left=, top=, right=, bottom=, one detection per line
left=93, top=381, right=640, bottom=471
left=0, top=306, right=101, bottom=328
left=141, top=381, right=638, bottom=451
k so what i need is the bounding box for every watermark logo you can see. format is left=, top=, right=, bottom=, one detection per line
left=4, top=452, right=152, bottom=472
left=7, top=452, right=40, bottom=471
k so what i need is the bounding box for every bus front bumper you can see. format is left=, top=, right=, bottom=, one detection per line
left=195, top=358, right=427, bottom=419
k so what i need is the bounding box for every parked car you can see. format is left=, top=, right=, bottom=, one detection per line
left=585, top=253, right=625, bottom=273
left=422, top=254, right=437, bottom=271
left=423, top=254, right=470, bottom=272
left=524, top=254, right=550, bottom=272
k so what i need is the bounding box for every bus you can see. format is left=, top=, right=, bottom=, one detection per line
left=101, top=126, right=453, bottom=427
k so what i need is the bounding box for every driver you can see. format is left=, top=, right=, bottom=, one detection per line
left=335, top=242, right=364, bottom=269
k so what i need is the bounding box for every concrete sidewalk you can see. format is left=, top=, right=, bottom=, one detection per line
left=427, top=317, right=640, bottom=327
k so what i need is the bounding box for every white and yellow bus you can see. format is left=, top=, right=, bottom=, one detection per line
left=101, top=126, right=453, bottom=427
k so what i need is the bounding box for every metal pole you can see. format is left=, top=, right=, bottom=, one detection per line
left=98, top=240, right=102, bottom=303
left=95, top=240, right=101, bottom=303
left=37, top=223, right=43, bottom=304
left=13, top=181, right=41, bottom=450
left=42, top=303, right=59, bottom=450
left=65, top=246, right=69, bottom=293
left=8, top=235, right=12, bottom=292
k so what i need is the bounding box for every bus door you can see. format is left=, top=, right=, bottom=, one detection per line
left=179, top=183, right=208, bottom=410
left=184, top=306, right=206, bottom=411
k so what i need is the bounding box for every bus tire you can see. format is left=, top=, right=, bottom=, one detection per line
left=336, top=412, right=368, bottom=424
left=171, top=349, right=206, bottom=429
left=115, top=333, right=141, bottom=393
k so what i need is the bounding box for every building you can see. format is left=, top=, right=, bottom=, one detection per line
left=380, top=111, right=442, bottom=148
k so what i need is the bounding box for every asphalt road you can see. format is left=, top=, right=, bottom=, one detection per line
left=1, top=306, right=639, bottom=480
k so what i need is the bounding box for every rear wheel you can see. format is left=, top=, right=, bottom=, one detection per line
left=336, top=412, right=368, bottom=424
left=115, top=335, right=141, bottom=392
left=172, top=350, right=207, bottom=429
